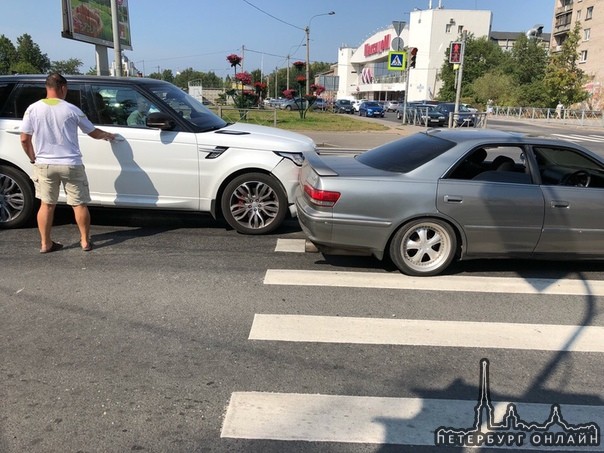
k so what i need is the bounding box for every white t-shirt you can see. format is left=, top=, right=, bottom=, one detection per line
left=21, top=98, right=95, bottom=165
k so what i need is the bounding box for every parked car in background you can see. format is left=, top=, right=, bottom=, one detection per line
left=296, top=128, right=604, bottom=276
left=280, top=98, right=309, bottom=110
left=436, top=102, right=477, bottom=127
left=333, top=99, right=354, bottom=114
left=403, top=103, right=446, bottom=126
left=0, top=75, right=316, bottom=235
left=385, top=100, right=400, bottom=112
left=352, top=99, right=368, bottom=112
left=311, top=98, right=328, bottom=111
left=462, top=103, right=478, bottom=113
left=267, top=98, right=286, bottom=108
left=358, top=101, right=385, bottom=118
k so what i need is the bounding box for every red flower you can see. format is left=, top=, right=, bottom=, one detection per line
left=282, top=89, right=296, bottom=99
left=296, top=75, right=306, bottom=84
left=235, top=72, right=252, bottom=85
left=310, top=84, right=325, bottom=95
left=227, top=54, right=242, bottom=67
left=292, top=61, right=306, bottom=70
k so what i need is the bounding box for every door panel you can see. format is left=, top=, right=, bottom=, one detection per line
left=437, top=180, right=544, bottom=255
left=535, top=186, right=604, bottom=254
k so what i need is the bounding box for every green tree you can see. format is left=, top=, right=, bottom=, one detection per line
left=505, top=33, right=549, bottom=106
left=50, top=58, right=83, bottom=75
left=472, top=70, right=518, bottom=106
left=543, top=22, right=588, bottom=107
left=0, top=35, right=17, bottom=75
left=148, top=69, right=174, bottom=82
left=15, top=33, right=50, bottom=73
left=10, top=61, right=38, bottom=74
left=437, top=34, right=509, bottom=101
left=173, top=68, right=223, bottom=90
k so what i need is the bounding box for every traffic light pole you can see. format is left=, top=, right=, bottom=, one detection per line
left=453, top=31, right=467, bottom=124
left=402, top=66, right=410, bottom=124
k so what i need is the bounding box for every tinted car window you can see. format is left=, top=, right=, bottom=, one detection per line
left=0, top=82, right=84, bottom=119
left=148, top=82, right=227, bottom=132
left=0, top=82, right=16, bottom=116
left=89, top=84, right=161, bottom=127
left=356, top=133, right=455, bottom=173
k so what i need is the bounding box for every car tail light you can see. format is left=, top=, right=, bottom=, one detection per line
left=303, top=183, right=340, bottom=207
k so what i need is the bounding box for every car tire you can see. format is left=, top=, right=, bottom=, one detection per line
left=285, top=105, right=292, bottom=111
left=397, top=112, right=402, bottom=120
left=0, top=165, right=35, bottom=229
left=220, top=172, right=288, bottom=235
left=389, top=218, right=457, bottom=276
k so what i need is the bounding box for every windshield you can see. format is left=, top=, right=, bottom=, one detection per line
left=148, top=83, right=227, bottom=131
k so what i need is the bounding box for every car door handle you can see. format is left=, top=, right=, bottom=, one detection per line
left=551, top=200, right=569, bottom=208
left=444, top=195, right=463, bottom=203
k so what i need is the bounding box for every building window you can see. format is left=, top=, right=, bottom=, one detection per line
left=457, top=25, right=464, bottom=34
left=562, top=0, right=572, bottom=5
left=584, top=28, right=590, bottom=40
left=580, top=50, right=588, bottom=62
left=445, top=23, right=452, bottom=33
left=586, top=6, right=593, bottom=19
left=577, top=9, right=581, bottom=20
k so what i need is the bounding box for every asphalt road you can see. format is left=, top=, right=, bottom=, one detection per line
left=2, top=119, right=604, bottom=452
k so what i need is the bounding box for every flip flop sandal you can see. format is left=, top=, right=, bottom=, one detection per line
left=40, top=241, right=64, bottom=254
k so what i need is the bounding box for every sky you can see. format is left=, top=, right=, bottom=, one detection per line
left=3, top=0, right=555, bottom=77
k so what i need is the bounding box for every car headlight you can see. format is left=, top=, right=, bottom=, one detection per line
left=275, top=151, right=305, bottom=166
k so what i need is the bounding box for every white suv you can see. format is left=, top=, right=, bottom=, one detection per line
left=0, top=75, right=316, bottom=234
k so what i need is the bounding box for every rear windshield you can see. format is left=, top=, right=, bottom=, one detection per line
left=356, top=133, right=455, bottom=173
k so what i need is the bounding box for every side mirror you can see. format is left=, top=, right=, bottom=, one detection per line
left=146, top=112, right=176, bottom=131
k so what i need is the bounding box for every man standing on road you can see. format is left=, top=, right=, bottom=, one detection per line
left=20, top=73, right=116, bottom=253
left=556, top=101, right=564, bottom=119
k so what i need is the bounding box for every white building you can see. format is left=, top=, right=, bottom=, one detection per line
left=336, top=5, right=492, bottom=102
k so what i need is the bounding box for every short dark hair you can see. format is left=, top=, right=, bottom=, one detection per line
left=46, top=73, right=67, bottom=89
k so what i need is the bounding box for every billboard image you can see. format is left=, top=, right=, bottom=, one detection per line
left=62, top=0, right=132, bottom=50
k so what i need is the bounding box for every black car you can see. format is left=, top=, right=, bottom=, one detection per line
left=436, top=102, right=477, bottom=127
left=402, top=103, right=446, bottom=127
left=333, top=99, right=354, bottom=114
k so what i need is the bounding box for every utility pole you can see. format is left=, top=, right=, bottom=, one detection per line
left=241, top=45, right=245, bottom=73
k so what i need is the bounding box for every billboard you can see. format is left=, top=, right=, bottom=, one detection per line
left=62, top=0, right=132, bottom=50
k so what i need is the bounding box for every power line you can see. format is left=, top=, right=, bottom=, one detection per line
left=241, top=0, right=303, bottom=31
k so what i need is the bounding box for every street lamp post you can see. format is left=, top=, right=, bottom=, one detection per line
left=305, top=11, right=335, bottom=95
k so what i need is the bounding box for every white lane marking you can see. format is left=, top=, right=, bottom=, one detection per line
left=221, top=392, right=603, bottom=449
left=551, top=133, right=604, bottom=143
left=248, top=314, right=604, bottom=352
left=274, top=238, right=306, bottom=253
left=264, top=269, right=604, bottom=296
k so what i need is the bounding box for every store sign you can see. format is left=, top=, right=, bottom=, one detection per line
left=364, top=34, right=391, bottom=57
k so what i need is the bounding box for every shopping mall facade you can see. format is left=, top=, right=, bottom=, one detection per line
left=332, top=7, right=492, bottom=103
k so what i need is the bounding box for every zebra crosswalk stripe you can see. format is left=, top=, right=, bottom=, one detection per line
left=221, top=392, right=603, bottom=448
left=264, top=269, right=604, bottom=296
left=551, top=133, right=604, bottom=143
left=248, top=314, right=604, bottom=352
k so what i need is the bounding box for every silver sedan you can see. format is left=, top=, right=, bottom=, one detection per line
left=295, top=129, right=604, bottom=276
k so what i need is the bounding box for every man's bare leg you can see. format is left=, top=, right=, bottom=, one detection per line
left=73, top=204, right=91, bottom=249
left=38, top=203, right=56, bottom=251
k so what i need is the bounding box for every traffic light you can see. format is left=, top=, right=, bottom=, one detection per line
left=408, top=47, right=418, bottom=69
left=449, top=41, right=462, bottom=64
